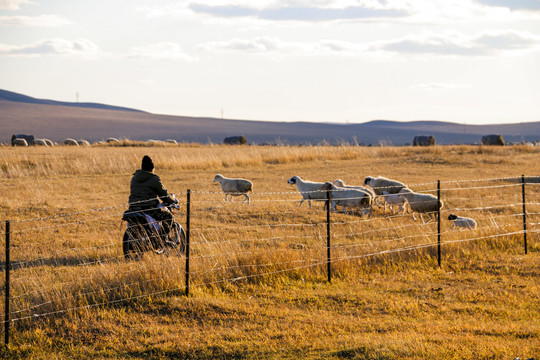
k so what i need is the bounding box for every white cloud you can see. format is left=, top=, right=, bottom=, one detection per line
left=127, top=42, right=197, bottom=61
left=410, top=83, right=472, bottom=90
left=0, top=38, right=103, bottom=58
left=0, top=0, right=32, bottom=11
left=0, top=15, right=72, bottom=27
left=370, top=29, right=540, bottom=57
left=475, top=0, right=540, bottom=12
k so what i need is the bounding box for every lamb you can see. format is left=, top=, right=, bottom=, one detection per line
left=397, top=188, right=443, bottom=223
left=287, top=176, right=328, bottom=208
left=322, top=182, right=373, bottom=216
left=363, top=176, right=406, bottom=195
left=380, top=190, right=408, bottom=215
left=213, top=174, right=253, bottom=204
left=448, top=214, right=477, bottom=230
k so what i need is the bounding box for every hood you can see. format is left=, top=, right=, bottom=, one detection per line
left=132, top=169, right=156, bottom=183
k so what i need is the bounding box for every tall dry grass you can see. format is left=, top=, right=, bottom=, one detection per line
left=1, top=144, right=539, bottom=358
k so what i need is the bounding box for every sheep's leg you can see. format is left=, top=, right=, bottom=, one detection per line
left=224, top=194, right=229, bottom=203
left=298, top=198, right=305, bottom=207
left=242, top=193, right=250, bottom=205
left=412, top=212, right=418, bottom=221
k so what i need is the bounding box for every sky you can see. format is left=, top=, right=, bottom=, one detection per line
left=1, top=0, right=539, bottom=125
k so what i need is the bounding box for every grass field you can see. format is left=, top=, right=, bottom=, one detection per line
left=0, top=144, right=539, bottom=359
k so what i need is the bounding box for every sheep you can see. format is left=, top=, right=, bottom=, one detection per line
left=77, top=139, right=90, bottom=146
left=363, top=176, right=406, bottom=196
left=287, top=176, right=328, bottom=208
left=332, top=179, right=375, bottom=215
left=322, top=182, right=373, bottom=216
left=448, top=214, right=477, bottom=230
left=398, top=188, right=443, bottom=223
left=213, top=174, right=253, bottom=204
left=380, top=190, right=408, bottom=215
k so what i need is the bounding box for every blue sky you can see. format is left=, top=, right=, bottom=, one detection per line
left=1, top=0, right=539, bottom=124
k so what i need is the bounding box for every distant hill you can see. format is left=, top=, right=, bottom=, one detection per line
left=0, top=89, right=145, bottom=113
left=1, top=89, right=540, bottom=145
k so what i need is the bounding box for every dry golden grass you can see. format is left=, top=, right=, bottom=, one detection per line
left=0, top=144, right=539, bottom=359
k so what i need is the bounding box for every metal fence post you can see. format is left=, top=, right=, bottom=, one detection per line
left=326, top=189, right=332, bottom=283
left=185, top=190, right=191, bottom=296
left=522, top=175, right=528, bottom=255
left=4, top=220, right=10, bottom=348
left=437, top=180, right=441, bottom=267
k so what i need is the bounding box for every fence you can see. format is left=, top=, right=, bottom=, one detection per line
left=2, top=175, right=540, bottom=347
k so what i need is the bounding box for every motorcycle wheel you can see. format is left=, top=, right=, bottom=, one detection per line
left=164, top=221, right=186, bottom=256
left=123, top=225, right=146, bottom=260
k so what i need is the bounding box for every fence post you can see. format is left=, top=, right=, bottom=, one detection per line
left=326, top=189, right=332, bottom=283
left=522, top=175, right=528, bottom=255
left=185, top=190, right=191, bottom=296
left=437, top=180, right=441, bottom=267
left=4, top=220, right=10, bottom=348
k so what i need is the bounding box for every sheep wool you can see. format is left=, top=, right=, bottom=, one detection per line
left=213, top=174, right=253, bottom=204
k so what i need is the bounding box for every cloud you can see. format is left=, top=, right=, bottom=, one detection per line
left=0, top=0, right=32, bottom=11
left=0, top=38, right=102, bottom=58
left=474, top=0, right=540, bottom=11
left=371, top=29, right=540, bottom=57
left=188, top=3, right=409, bottom=21
left=0, top=15, right=72, bottom=27
left=410, top=83, right=472, bottom=90
left=126, top=42, right=197, bottom=61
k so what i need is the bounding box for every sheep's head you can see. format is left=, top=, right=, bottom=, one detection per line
left=321, top=182, right=334, bottom=191
left=287, top=176, right=298, bottom=185
left=333, top=179, right=345, bottom=187
left=363, top=177, right=372, bottom=186
left=213, top=174, right=223, bottom=182
left=448, top=214, right=458, bottom=221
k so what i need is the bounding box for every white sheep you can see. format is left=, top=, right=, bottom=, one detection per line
left=64, top=138, right=79, bottom=146
left=448, top=214, right=477, bottom=230
left=12, top=138, right=28, bottom=146
left=322, top=182, right=373, bottom=216
left=380, top=190, right=408, bottom=215
left=363, top=176, right=406, bottom=195
left=34, top=139, right=49, bottom=146
left=213, top=174, right=253, bottom=204
left=398, top=188, right=443, bottom=223
left=332, top=179, right=375, bottom=216
left=287, top=176, right=328, bottom=208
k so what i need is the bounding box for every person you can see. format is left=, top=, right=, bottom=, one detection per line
left=128, top=155, right=176, bottom=235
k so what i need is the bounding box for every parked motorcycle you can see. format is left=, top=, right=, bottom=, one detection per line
left=122, top=196, right=186, bottom=260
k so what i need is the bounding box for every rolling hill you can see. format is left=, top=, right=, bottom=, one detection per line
left=1, top=89, right=539, bottom=145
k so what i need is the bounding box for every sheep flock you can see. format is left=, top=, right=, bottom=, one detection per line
left=213, top=174, right=472, bottom=227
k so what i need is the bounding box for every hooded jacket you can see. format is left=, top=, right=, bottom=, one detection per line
left=128, top=169, right=175, bottom=210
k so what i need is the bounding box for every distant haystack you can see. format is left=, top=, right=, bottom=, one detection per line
left=224, top=136, right=248, bottom=145
left=413, top=135, right=436, bottom=146
left=481, top=134, right=505, bottom=146
left=11, top=134, right=34, bottom=146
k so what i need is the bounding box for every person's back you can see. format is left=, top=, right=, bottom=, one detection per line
left=128, top=155, right=175, bottom=232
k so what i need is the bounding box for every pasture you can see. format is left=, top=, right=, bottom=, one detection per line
left=0, top=144, right=539, bottom=359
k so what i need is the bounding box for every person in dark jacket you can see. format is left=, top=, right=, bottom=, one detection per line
left=128, top=155, right=176, bottom=233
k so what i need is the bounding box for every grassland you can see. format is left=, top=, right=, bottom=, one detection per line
left=0, top=144, right=539, bottom=359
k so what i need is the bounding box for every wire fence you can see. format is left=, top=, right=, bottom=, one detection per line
left=1, top=176, right=539, bottom=346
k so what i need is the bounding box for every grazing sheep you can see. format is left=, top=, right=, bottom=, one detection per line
left=64, top=138, right=79, bottom=146
left=44, top=139, right=54, bottom=146
left=12, top=138, right=28, bottom=146
left=213, top=174, right=253, bottom=204
left=363, top=176, right=406, bottom=195
left=287, top=176, right=328, bottom=208
left=224, top=136, right=247, bottom=145
left=322, top=182, right=373, bottom=216
left=77, top=139, right=90, bottom=146
left=106, top=137, right=120, bottom=143
left=332, top=179, right=375, bottom=215
left=11, top=134, right=34, bottom=146
left=398, top=188, right=443, bottom=223
left=380, top=190, right=408, bottom=215
left=448, top=214, right=477, bottom=230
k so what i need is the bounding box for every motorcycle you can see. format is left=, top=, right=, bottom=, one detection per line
left=122, top=196, right=186, bottom=260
